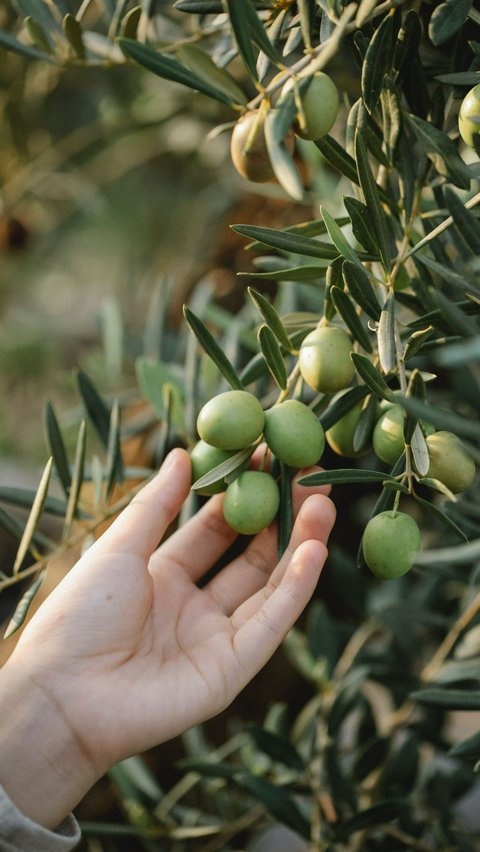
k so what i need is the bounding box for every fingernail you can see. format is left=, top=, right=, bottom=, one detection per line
left=161, top=449, right=179, bottom=474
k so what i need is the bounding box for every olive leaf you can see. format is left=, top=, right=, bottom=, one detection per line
left=183, top=306, right=244, bottom=391
left=377, top=291, right=396, bottom=373
left=231, top=224, right=339, bottom=260
left=428, top=0, right=473, bottom=47
left=248, top=288, right=292, bottom=351
left=330, top=286, right=373, bottom=353
left=361, top=10, right=396, bottom=113
left=343, top=260, right=382, bottom=321
left=3, top=571, right=47, bottom=639
left=298, top=469, right=398, bottom=487
left=257, top=324, right=288, bottom=390
left=13, top=457, right=53, bottom=575
left=319, top=385, right=370, bottom=430
left=264, top=103, right=303, bottom=201
left=63, top=419, right=87, bottom=540
left=408, top=115, right=471, bottom=191
left=63, top=13, right=85, bottom=59
left=351, top=353, right=395, bottom=401
left=191, top=447, right=253, bottom=492
left=321, top=207, right=364, bottom=269
left=354, top=130, right=392, bottom=272
left=44, top=401, right=71, bottom=499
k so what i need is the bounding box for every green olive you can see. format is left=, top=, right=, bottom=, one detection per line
left=190, top=441, right=239, bottom=496
left=197, top=390, right=265, bottom=451
left=299, top=326, right=355, bottom=394
left=264, top=400, right=325, bottom=468
left=425, top=431, right=475, bottom=493
left=223, top=471, right=280, bottom=535
left=326, top=393, right=368, bottom=458
left=459, top=83, right=480, bottom=153
left=282, top=72, right=339, bottom=140
left=362, top=511, right=420, bottom=579
left=373, top=405, right=405, bottom=465
left=230, top=109, right=294, bottom=183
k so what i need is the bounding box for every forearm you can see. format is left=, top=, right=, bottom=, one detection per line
left=0, top=660, right=98, bottom=830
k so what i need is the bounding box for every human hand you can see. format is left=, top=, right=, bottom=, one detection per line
left=0, top=448, right=335, bottom=828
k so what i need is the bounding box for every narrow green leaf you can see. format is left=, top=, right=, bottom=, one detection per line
left=396, top=396, right=479, bottom=441
left=63, top=13, right=85, bottom=59
left=248, top=288, right=292, bottom=351
left=351, top=353, right=395, bottom=400
left=393, top=10, right=421, bottom=75
left=335, top=800, right=405, bottom=841
left=63, top=420, right=87, bottom=540
left=321, top=207, right=363, bottom=268
left=240, top=265, right=327, bottom=283
left=177, top=44, right=247, bottom=104
left=77, top=370, right=111, bottom=448
left=412, top=492, right=468, bottom=542
left=234, top=773, right=310, bottom=839
left=408, top=115, right=471, bottom=191
left=24, top=16, right=52, bottom=53
left=354, top=130, right=392, bottom=272
left=264, top=105, right=304, bottom=201
left=183, top=306, right=244, bottom=390
left=444, top=187, right=480, bottom=255
left=403, top=326, right=434, bottom=361
left=177, top=758, right=236, bottom=779
left=231, top=224, right=339, bottom=260
left=118, top=39, right=235, bottom=105
left=410, top=424, right=429, bottom=477
left=330, top=287, right=373, bottom=353
left=435, top=71, right=480, bottom=85
left=449, top=730, right=480, bottom=759
left=380, top=77, right=402, bottom=159
left=248, top=725, right=304, bottom=770
left=342, top=260, right=381, bottom=321
left=319, top=385, right=370, bottom=429
left=105, top=399, right=124, bottom=499
left=192, top=447, right=253, bottom=492
left=412, top=688, right=480, bottom=710
left=222, top=0, right=257, bottom=80
left=258, top=325, right=288, bottom=390
left=325, top=256, right=344, bottom=322
left=429, top=0, right=472, bottom=47
left=413, top=254, right=478, bottom=295
left=240, top=0, right=281, bottom=64
left=0, top=488, right=75, bottom=518
left=343, top=196, right=378, bottom=255
left=3, top=571, right=46, bottom=639
left=120, top=5, right=141, bottom=39
left=13, top=457, right=53, bottom=575
left=361, top=11, right=395, bottom=113
left=298, top=469, right=397, bottom=486
left=0, top=28, right=54, bottom=61
left=353, top=392, right=378, bottom=454
left=44, top=401, right=71, bottom=499
left=315, top=135, right=359, bottom=185
left=277, top=461, right=292, bottom=558
left=377, top=292, right=396, bottom=373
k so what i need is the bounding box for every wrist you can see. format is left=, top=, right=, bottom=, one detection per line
left=0, top=658, right=100, bottom=830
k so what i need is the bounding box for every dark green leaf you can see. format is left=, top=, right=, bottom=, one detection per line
left=319, top=385, right=369, bottom=429
left=183, top=306, right=244, bottom=390
left=248, top=726, right=304, bottom=770
left=335, top=800, right=405, bottom=841
left=177, top=758, right=236, bottom=779
left=393, top=10, right=421, bottom=76
left=353, top=736, right=389, bottom=782
left=120, top=5, right=141, bottom=39
left=330, top=287, right=373, bottom=353
left=403, top=326, right=434, bottom=361
left=24, top=16, right=52, bottom=53
left=3, top=571, right=46, bottom=639
left=436, top=71, right=480, bottom=85
left=449, top=730, right=480, bottom=759
left=258, top=325, right=288, bottom=389
left=343, top=196, right=378, bottom=255
left=77, top=370, right=111, bottom=448
left=0, top=28, right=54, bottom=61
left=43, top=401, right=71, bottom=499
left=105, top=399, right=124, bottom=499
left=118, top=39, right=235, bottom=105
left=321, top=207, right=363, bottom=268
left=361, top=11, right=395, bottom=113
left=413, top=254, right=478, bottom=295
left=177, top=44, right=247, bottom=104
left=429, top=0, right=472, bottom=47
left=315, top=135, right=359, bottom=185
left=223, top=0, right=268, bottom=80
left=240, top=265, right=328, bottom=282
left=411, top=688, right=480, bottom=710
left=408, top=115, right=471, bottom=191
left=234, top=773, right=310, bottom=839
left=324, top=256, right=344, bottom=322
left=411, top=493, right=468, bottom=542
left=248, top=288, right=292, bottom=350
left=13, top=458, right=53, bottom=574
left=354, top=130, right=392, bottom=271
left=298, top=469, right=397, bottom=487
left=264, top=103, right=303, bottom=201
left=380, top=77, right=402, bottom=159
left=63, top=13, right=85, bottom=59
left=277, top=461, right=292, bottom=558
left=231, top=224, right=339, bottom=260
left=435, top=658, right=480, bottom=685
left=353, top=392, right=378, bottom=454
left=377, top=292, right=396, bottom=373
left=63, top=420, right=87, bottom=539
left=444, top=187, right=480, bottom=255
left=396, top=395, right=479, bottom=441
left=351, top=353, right=395, bottom=401
left=342, top=260, right=382, bottom=321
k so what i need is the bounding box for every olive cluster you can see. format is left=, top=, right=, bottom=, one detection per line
left=191, top=390, right=325, bottom=535
left=230, top=72, right=339, bottom=183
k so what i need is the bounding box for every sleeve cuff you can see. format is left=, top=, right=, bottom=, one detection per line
left=0, top=783, right=81, bottom=851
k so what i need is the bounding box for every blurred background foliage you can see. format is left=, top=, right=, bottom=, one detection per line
left=1, top=1, right=480, bottom=850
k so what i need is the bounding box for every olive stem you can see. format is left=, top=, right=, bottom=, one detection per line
left=276, top=361, right=301, bottom=404
left=392, top=487, right=401, bottom=517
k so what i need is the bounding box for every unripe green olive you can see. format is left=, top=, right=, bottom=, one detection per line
left=373, top=405, right=405, bottom=465
left=326, top=393, right=368, bottom=458
left=459, top=83, right=480, bottom=153
left=425, top=431, right=475, bottom=493
left=282, top=72, right=339, bottom=140
left=230, top=109, right=294, bottom=183
left=299, top=326, right=355, bottom=394
left=190, top=441, right=239, bottom=496
left=362, top=511, right=420, bottom=579
left=223, top=471, right=280, bottom=535
left=264, top=400, right=325, bottom=468
left=197, top=390, right=265, bottom=451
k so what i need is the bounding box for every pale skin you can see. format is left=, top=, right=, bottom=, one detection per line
left=0, top=448, right=335, bottom=831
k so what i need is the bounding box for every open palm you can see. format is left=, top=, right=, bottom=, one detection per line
left=11, top=448, right=335, bottom=779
